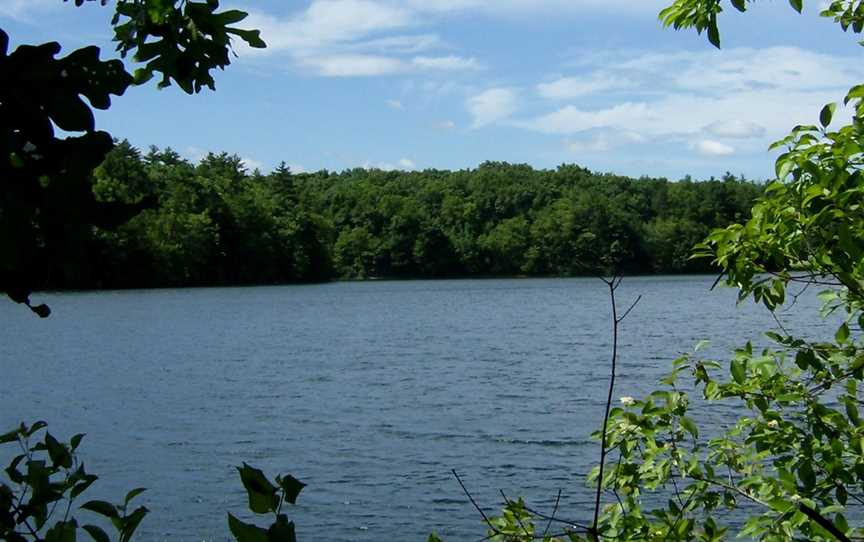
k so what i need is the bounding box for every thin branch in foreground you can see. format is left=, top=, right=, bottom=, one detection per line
left=542, top=489, right=562, bottom=538
left=452, top=469, right=495, bottom=532
left=617, top=294, right=642, bottom=324
left=591, top=274, right=640, bottom=538
left=799, top=503, right=852, bottom=542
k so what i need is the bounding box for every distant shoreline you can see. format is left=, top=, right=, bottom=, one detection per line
left=25, top=271, right=723, bottom=296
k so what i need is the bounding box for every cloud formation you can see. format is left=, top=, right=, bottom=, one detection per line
left=694, top=140, right=735, bottom=156
left=537, top=73, right=630, bottom=99
left=524, top=46, right=862, bottom=158
left=241, top=0, right=485, bottom=76
left=466, top=88, right=518, bottom=127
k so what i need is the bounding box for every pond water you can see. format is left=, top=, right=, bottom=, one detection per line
left=0, top=276, right=835, bottom=541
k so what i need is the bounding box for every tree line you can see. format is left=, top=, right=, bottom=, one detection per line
left=60, top=140, right=764, bottom=290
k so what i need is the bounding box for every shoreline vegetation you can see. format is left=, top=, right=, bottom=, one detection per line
left=45, top=140, right=763, bottom=293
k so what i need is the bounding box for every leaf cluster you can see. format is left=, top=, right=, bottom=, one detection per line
left=227, top=464, right=305, bottom=542
left=0, top=422, right=148, bottom=542
left=1, top=0, right=265, bottom=315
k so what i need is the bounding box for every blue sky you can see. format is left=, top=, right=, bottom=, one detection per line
left=2, top=0, right=862, bottom=179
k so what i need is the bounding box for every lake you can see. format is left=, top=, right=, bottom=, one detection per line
left=0, top=276, right=835, bottom=541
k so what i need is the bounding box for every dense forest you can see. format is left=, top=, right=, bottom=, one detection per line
left=59, top=140, right=764, bottom=289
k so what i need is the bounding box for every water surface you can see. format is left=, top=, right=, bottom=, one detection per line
left=0, top=277, right=834, bottom=541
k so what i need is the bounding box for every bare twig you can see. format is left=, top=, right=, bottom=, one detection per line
left=617, top=295, right=642, bottom=324
left=452, top=469, right=495, bottom=532
left=541, top=489, right=562, bottom=538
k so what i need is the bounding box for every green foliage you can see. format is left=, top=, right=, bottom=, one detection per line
left=1, top=0, right=265, bottom=315
left=226, top=464, right=305, bottom=542
left=0, top=422, right=148, bottom=542
left=67, top=149, right=761, bottom=288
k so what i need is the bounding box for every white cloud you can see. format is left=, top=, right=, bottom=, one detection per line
left=352, top=34, right=444, bottom=54
left=522, top=46, right=861, bottom=150
left=301, top=54, right=406, bottom=76
left=566, top=136, right=612, bottom=154
left=704, top=119, right=766, bottom=139
left=523, top=90, right=842, bottom=138
left=565, top=130, right=645, bottom=154
left=238, top=0, right=667, bottom=77
left=537, top=73, right=629, bottom=99
left=524, top=102, right=649, bottom=134
left=386, top=99, right=405, bottom=109
left=693, top=140, right=735, bottom=156
left=412, top=55, right=480, bottom=70
left=466, top=88, right=518, bottom=128
left=240, top=3, right=486, bottom=77
left=245, top=0, right=413, bottom=53
left=398, top=158, right=417, bottom=169
left=674, top=47, right=859, bottom=92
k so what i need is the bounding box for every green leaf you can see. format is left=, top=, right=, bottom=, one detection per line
left=0, top=428, right=20, bottom=444
left=217, top=9, right=249, bottom=25
left=27, top=421, right=48, bottom=436
left=276, top=474, right=306, bottom=505
left=776, top=158, right=794, bottom=180
left=45, top=520, right=77, bottom=542
left=680, top=416, right=699, bottom=439
left=124, top=488, right=147, bottom=506
left=798, top=462, right=816, bottom=489
left=82, top=525, right=110, bottom=542
left=836, top=512, right=849, bottom=533
left=789, top=0, right=803, bottom=13
left=731, top=358, right=746, bottom=384
left=836, top=322, right=850, bottom=343
left=820, top=102, right=837, bottom=128
left=81, top=500, right=119, bottom=519
left=45, top=432, right=72, bottom=469
left=237, top=463, right=278, bottom=514
left=267, top=515, right=297, bottom=542
left=845, top=84, right=864, bottom=104
left=70, top=434, right=85, bottom=451
left=132, top=68, right=154, bottom=86
left=225, top=28, right=267, bottom=49
left=119, top=506, right=148, bottom=542
left=70, top=474, right=99, bottom=499
left=30, top=304, right=52, bottom=318
left=227, top=513, right=268, bottom=542
left=731, top=0, right=746, bottom=11
left=707, top=20, right=721, bottom=48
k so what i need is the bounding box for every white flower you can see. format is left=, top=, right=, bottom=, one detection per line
left=766, top=420, right=779, bottom=428
left=620, top=396, right=636, bottom=407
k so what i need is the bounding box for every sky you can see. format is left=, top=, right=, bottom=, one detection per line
left=2, top=0, right=862, bottom=179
